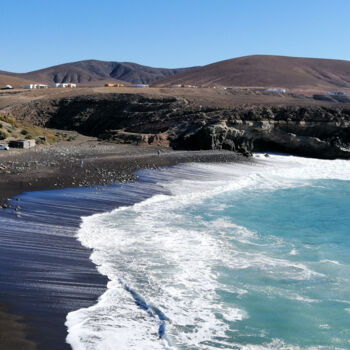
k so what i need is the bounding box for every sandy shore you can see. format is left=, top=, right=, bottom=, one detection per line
left=0, top=141, right=249, bottom=349
left=0, top=139, right=248, bottom=207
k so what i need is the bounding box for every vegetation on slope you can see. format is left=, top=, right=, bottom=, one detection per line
left=0, top=113, right=69, bottom=144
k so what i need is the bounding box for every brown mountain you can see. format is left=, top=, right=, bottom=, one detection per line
left=153, top=55, right=350, bottom=91
left=0, top=60, right=192, bottom=86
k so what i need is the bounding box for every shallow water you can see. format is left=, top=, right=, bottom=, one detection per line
left=66, top=155, right=350, bottom=350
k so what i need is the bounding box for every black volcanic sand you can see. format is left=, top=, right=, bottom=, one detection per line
left=0, top=142, right=247, bottom=207
left=0, top=145, right=250, bottom=349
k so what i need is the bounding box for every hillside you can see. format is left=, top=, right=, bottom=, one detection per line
left=153, top=55, right=350, bottom=91
left=1, top=60, right=191, bottom=86
left=0, top=74, right=38, bottom=89
left=4, top=55, right=350, bottom=91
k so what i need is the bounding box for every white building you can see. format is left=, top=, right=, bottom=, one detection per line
left=328, top=91, right=346, bottom=96
left=9, top=139, right=36, bottom=149
left=53, top=83, right=77, bottom=88
left=266, top=88, right=286, bottom=93
left=132, top=84, right=149, bottom=88
left=24, top=84, right=48, bottom=89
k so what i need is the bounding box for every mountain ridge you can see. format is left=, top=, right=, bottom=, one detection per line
left=153, top=55, right=350, bottom=91
left=2, top=55, right=350, bottom=90
left=0, top=59, right=193, bottom=86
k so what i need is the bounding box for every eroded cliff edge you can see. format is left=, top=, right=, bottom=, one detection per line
left=8, top=93, right=350, bottom=159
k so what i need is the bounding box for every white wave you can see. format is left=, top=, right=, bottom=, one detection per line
left=292, top=295, right=320, bottom=304
left=289, top=249, right=298, bottom=256
left=67, top=195, right=248, bottom=349
left=222, top=308, right=248, bottom=322
left=320, top=259, right=341, bottom=265
left=66, top=154, right=350, bottom=349
left=318, top=324, right=330, bottom=329
left=231, top=337, right=346, bottom=350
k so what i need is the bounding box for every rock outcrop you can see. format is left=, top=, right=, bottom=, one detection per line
left=8, top=94, right=350, bottom=159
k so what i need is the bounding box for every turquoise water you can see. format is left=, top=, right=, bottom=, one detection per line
left=183, top=180, right=350, bottom=348
left=66, top=156, right=350, bottom=350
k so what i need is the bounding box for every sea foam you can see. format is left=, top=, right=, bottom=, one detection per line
left=66, top=154, right=350, bottom=349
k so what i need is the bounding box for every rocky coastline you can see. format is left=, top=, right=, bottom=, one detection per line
left=8, top=93, right=350, bottom=160
left=1, top=91, right=350, bottom=349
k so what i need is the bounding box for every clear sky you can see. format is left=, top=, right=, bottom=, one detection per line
left=1, top=0, right=350, bottom=72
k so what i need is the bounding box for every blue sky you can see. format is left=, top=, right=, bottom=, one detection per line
left=1, top=0, right=349, bottom=72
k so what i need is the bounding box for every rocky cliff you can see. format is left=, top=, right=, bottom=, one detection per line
left=9, top=93, right=350, bottom=159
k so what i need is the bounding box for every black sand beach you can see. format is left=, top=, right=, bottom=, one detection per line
left=0, top=140, right=247, bottom=207
left=0, top=145, right=248, bottom=349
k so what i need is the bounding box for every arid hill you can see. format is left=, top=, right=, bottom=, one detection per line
left=153, top=55, right=350, bottom=91
left=0, top=60, right=191, bottom=86
left=4, top=55, right=350, bottom=90
left=0, top=74, right=38, bottom=89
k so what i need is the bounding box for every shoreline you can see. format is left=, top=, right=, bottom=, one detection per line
left=0, top=141, right=248, bottom=207
left=0, top=145, right=251, bottom=349
left=63, top=154, right=350, bottom=348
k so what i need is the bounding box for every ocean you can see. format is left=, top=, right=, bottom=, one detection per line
left=65, top=154, right=350, bottom=350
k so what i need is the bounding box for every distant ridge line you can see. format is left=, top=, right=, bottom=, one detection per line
left=153, top=55, right=350, bottom=91
left=0, top=59, right=194, bottom=86
left=2, top=55, right=350, bottom=90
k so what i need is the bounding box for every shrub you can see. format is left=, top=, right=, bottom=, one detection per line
left=0, top=114, right=18, bottom=127
left=0, top=130, right=8, bottom=140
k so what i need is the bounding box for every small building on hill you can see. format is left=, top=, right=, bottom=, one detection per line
left=266, top=88, right=286, bottom=93
left=104, top=83, right=124, bottom=87
left=53, top=83, right=77, bottom=88
left=133, top=84, right=149, bottom=88
left=24, top=84, right=48, bottom=89
left=2, top=85, right=13, bottom=90
left=328, top=91, right=346, bottom=96
left=9, top=139, right=36, bottom=149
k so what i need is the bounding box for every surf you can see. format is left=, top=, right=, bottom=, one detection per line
left=66, top=155, right=350, bottom=349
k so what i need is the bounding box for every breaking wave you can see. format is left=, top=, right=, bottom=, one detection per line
left=66, top=155, right=350, bottom=349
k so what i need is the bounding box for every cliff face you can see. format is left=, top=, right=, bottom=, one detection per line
left=9, top=94, right=350, bottom=159
left=175, top=108, right=350, bottom=158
